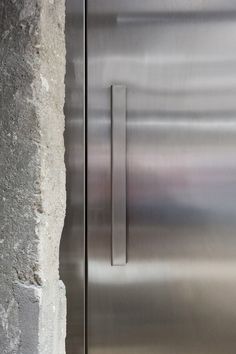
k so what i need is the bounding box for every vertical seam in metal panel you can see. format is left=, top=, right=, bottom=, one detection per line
left=84, top=0, right=88, bottom=353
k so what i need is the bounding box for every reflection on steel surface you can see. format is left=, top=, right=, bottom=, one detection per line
left=60, top=0, right=84, bottom=353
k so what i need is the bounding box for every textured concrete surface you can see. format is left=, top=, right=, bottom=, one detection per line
left=0, top=1, right=66, bottom=353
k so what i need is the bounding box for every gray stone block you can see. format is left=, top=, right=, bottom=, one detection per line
left=0, top=0, right=66, bottom=353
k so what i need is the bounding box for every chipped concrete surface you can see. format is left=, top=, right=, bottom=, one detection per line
left=0, top=1, right=66, bottom=353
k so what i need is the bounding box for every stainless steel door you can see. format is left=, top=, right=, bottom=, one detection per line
left=87, top=2, right=236, bottom=353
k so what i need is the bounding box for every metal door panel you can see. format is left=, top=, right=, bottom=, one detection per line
left=87, top=2, right=236, bottom=353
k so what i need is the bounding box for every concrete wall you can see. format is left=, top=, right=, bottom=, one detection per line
left=0, top=1, right=66, bottom=353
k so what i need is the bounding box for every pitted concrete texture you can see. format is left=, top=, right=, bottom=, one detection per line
left=0, top=1, right=66, bottom=353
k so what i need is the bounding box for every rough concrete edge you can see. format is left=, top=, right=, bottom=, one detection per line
left=0, top=0, right=66, bottom=352
left=32, top=0, right=67, bottom=353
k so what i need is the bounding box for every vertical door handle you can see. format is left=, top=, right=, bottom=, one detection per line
left=111, top=85, right=127, bottom=266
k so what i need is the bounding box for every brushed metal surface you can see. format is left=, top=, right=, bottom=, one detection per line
left=111, top=85, right=127, bottom=266
left=87, top=1, right=236, bottom=354
left=60, top=1, right=85, bottom=353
